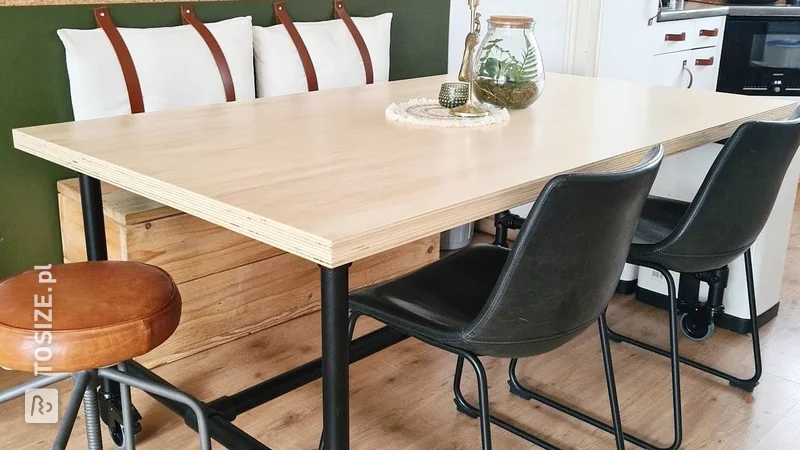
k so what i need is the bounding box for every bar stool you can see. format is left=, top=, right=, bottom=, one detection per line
left=0, top=261, right=211, bottom=450
left=339, top=146, right=663, bottom=450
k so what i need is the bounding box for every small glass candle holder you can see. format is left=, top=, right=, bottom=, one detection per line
left=439, top=82, right=470, bottom=109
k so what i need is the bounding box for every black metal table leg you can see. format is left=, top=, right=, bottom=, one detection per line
left=79, top=174, right=140, bottom=445
left=320, top=265, right=352, bottom=450
left=79, top=175, right=116, bottom=401
left=78, top=175, right=108, bottom=261
left=493, top=212, right=509, bottom=248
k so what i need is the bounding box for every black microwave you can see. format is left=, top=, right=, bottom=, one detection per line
left=718, top=17, right=800, bottom=96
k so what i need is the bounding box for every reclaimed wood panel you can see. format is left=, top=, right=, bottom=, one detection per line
left=140, top=234, right=439, bottom=367
left=58, top=193, right=125, bottom=260
left=124, top=212, right=282, bottom=284
left=58, top=178, right=178, bottom=226
left=59, top=180, right=281, bottom=284
left=58, top=180, right=440, bottom=367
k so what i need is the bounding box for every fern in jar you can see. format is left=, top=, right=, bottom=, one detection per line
left=474, top=16, right=544, bottom=109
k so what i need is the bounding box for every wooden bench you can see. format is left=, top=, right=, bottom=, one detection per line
left=57, top=178, right=439, bottom=368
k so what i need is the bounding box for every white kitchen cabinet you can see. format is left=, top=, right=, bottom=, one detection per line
left=651, top=17, right=702, bottom=55
left=596, top=4, right=726, bottom=90
left=694, top=16, right=726, bottom=49
left=596, top=7, right=730, bottom=294
left=597, top=7, right=794, bottom=329
left=650, top=15, right=726, bottom=56
left=649, top=51, right=695, bottom=89
left=690, top=46, right=723, bottom=91
left=649, top=46, right=722, bottom=91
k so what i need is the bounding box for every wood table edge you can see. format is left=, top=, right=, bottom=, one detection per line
left=327, top=101, right=800, bottom=267
left=12, top=128, right=336, bottom=267
left=13, top=101, right=798, bottom=268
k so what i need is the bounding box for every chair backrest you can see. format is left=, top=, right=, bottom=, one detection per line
left=650, top=110, right=800, bottom=270
left=462, top=146, right=663, bottom=357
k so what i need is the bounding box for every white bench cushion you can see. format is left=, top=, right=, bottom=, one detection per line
left=253, top=13, right=392, bottom=98
left=58, top=16, right=255, bottom=121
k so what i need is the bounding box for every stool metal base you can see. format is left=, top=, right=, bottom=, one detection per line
left=122, top=325, right=406, bottom=450
left=0, top=366, right=211, bottom=450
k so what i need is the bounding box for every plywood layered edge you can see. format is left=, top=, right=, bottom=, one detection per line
left=14, top=130, right=334, bottom=264
left=329, top=101, right=799, bottom=265
left=13, top=100, right=797, bottom=267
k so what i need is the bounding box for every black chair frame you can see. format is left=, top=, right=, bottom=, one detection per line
left=349, top=312, right=625, bottom=450
left=606, top=250, right=763, bottom=393
left=335, top=147, right=663, bottom=450
left=506, top=258, right=683, bottom=450
left=491, top=213, right=762, bottom=450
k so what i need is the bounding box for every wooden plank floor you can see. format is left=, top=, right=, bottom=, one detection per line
left=1, top=190, right=799, bottom=449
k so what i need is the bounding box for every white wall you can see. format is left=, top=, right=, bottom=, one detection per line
left=447, top=0, right=598, bottom=218
left=448, top=0, right=571, bottom=75
left=595, top=0, right=660, bottom=82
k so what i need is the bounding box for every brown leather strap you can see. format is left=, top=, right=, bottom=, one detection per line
left=181, top=4, right=236, bottom=102
left=334, top=0, right=374, bottom=85
left=274, top=1, right=319, bottom=92
left=94, top=7, right=144, bottom=114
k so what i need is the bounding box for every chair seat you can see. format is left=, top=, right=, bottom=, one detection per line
left=631, top=196, right=689, bottom=246
left=628, top=195, right=748, bottom=273
left=350, top=244, right=509, bottom=344
left=0, top=261, right=181, bottom=372
left=628, top=196, right=691, bottom=269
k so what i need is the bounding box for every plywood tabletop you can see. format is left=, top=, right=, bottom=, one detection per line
left=13, top=74, right=797, bottom=267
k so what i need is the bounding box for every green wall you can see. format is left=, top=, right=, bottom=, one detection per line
left=0, top=0, right=450, bottom=278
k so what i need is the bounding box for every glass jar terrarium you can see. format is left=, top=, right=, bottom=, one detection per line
left=474, top=16, right=545, bottom=109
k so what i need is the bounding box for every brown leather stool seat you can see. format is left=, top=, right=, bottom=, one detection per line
left=0, top=261, right=181, bottom=373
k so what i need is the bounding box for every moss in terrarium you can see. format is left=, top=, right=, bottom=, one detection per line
left=475, top=79, right=539, bottom=109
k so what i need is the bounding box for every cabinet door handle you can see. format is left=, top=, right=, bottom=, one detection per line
left=699, top=28, right=719, bottom=37
left=695, top=57, right=715, bottom=66
left=682, top=60, right=694, bottom=89
left=665, top=32, right=687, bottom=42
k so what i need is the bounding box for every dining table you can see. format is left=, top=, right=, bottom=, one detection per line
left=12, top=73, right=797, bottom=449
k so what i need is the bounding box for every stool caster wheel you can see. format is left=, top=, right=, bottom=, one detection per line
left=680, top=311, right=714, bottom=341
left=109, top=419, right=142, bottom=448
left=100, top=385, right=143, bottom=448
left=110, top=423, right=123, bottom=448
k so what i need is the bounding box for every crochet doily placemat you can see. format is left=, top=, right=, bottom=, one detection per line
left=385, top=98, right=509, bottom=128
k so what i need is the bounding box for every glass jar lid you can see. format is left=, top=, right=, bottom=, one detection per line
left=488, top=15, right=535, bottom=29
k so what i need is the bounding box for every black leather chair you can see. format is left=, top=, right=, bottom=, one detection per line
left=508, top=111, right=800, bottom=450
left=344, top=146, right=663, bottom=450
